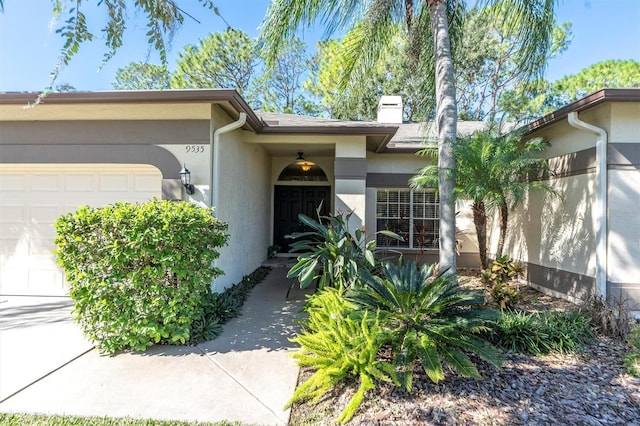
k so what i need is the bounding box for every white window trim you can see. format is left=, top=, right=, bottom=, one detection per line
left=376, top=188, right=439, bottom=250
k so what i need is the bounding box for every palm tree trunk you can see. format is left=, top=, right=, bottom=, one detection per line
left=429, top=0, right=457, bottom=276
left=497, top=200, right=508, bottom=256
left=472, top=201, right=488, bottom=269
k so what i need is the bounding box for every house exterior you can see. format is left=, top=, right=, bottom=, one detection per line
left=3, top=88, right=636, bottom=305
left=487, top=88, right=640, bottom=311
left=0, top=90, right=482, bottom=296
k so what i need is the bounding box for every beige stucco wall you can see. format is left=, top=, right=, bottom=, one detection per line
left=335, top=137, right=367, bottom=232
left=607, top=103, right=640, bottom=305
left=494, top=172, right=597, bottom=278
left=211, top=112, right=271, bottom=292
left=491, top=100, right=640, bottom=307
left=608, top=169, right=640, bottom=286
left=610, top=102, right=640, bottom=143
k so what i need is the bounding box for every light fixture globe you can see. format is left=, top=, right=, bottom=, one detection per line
left=179, top=164, right=196, bottom=195
left=295, top=152, right=315, bottom=172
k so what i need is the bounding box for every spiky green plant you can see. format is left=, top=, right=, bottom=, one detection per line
left=287, top=207, right=400, bottom=290
left=491, top=309, right=593, bottom=355
left=286, top=287, right=397, bottom=424
left=624, top=326, right=640, bottom=377
left=348, top=261, right=502, bottom=390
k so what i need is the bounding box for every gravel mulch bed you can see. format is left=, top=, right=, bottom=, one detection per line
left=289, top=273, right=640, bottom=425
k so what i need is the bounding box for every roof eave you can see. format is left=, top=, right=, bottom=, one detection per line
left=525, top=88, right=640, bottom=134
left=258, top=124, right=398, bottom=135
left=0, top=89, right=264, bottom=132
left=260, top=124, right=398, bottom=152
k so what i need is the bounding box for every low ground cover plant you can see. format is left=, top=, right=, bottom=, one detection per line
left=54, top=200, right=229, bottom=354
left=0, top=413, right=244, bottom=425
left=490, top=309, right=593, bottom=355
left=289, top=263, right=503, bottom=424
left=190, top=267, right=271, bottom=343
left=624, top=325, right=640, bottom=377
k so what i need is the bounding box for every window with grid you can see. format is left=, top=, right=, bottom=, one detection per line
left=376, top=189, right=439, bottom=249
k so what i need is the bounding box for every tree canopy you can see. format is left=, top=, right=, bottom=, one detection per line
left=112, top=62, right=170, bottom=90
left=259, top=0, right=558, bottom=275
left=0, top=0, right=226, bottom=95
left=112, top=29, right=316, bottom=114
left=454, top=8, right=572, bottom=122
left=500, top=59, right=640, bottom=122
left=305, top=29, right=432, bottom=121
left=305, top=6, right=571, bottom=123
left=171, top=29, right=259, bottom=95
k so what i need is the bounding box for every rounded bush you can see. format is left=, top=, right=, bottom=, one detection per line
left=54, top=200, right=229, bottom=354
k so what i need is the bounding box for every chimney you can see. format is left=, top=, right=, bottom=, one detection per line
left=377, top=96, right=403, bottom=123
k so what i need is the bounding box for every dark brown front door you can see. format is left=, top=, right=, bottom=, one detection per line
left=274, top=185, right=331, bottom=253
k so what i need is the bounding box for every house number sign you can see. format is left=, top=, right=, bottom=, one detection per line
left=185, top=145, right=206, bottom=154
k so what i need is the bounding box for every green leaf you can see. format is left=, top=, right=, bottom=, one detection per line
left=418, top=336, right=445, bottom=384
left=364, top=250, right=375, bottom=267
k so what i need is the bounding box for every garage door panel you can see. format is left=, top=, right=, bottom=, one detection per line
left=0, top=237, right=22, bottom=255
left=0, top=175, right=26, bottom=191
left=0, top=223, right=25, bottom=239
left=31, top=174, right=61, bottom=191
left=30, top=235, right=56, bottom=254
left=65, top=174, right=95, bottom=191
left=100, top=173, right=130, bottom=191
left=0, top=164, right=162, bottom=296
left=135, top=173, right=162, bottom=191
left=0, top=270, right=28, bottom=290
left=31, top=204, right=62, bottom=219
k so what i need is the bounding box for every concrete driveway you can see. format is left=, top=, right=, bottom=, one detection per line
left=0, top=265, right=309, bottom=425
left=0, top=295, right=93, bottom=402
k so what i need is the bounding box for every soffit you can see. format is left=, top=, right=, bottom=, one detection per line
left=0, top=90, right=262, bottom=130
left=0, top=102, right=213, bottom=121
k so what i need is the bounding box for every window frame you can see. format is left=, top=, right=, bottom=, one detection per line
left=375, top=188, right=439, bottom=250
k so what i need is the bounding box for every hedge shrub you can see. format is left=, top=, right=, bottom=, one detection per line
left=54, top=200, right=229, bottom=354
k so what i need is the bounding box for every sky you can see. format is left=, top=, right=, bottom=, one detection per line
left=0, top=0, right=639, bottom=92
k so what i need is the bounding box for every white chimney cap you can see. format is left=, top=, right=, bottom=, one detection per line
left=377, top=96, right=403, bottom=124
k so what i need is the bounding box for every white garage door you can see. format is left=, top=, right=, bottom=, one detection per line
left=0, top=164, right=163, bottom=296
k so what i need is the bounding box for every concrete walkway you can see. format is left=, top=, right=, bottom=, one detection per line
left=0, top=265, right=309, bottom=425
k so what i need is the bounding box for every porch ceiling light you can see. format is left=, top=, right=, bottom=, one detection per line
left=296, top=152, right=315, bottom=172
left=179, top=164, right=196, bottom=195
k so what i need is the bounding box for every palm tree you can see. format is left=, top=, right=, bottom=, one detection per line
left=259, top=0, right=557, bottom=276
left=411, top=129, right=559, bottom=269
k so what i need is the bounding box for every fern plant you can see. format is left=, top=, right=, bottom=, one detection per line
left=287, top=287, right=397, bottom=424
left=348, top=261, right=502, bottom=390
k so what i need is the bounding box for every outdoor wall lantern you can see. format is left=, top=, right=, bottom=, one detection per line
left=295, top=152, right=315, bottom=172
left=179, top=164, right=196, bottom=195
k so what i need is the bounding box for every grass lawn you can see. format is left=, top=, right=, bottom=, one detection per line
left=0, top=413, right=249, bottom=426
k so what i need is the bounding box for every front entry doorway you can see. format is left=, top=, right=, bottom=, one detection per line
left=273, top=185, right=331, bottom=253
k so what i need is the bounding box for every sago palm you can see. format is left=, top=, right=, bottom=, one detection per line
left=260, top=0, right=558, bottom=276
left=348, top=260, right=502, bottom=390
